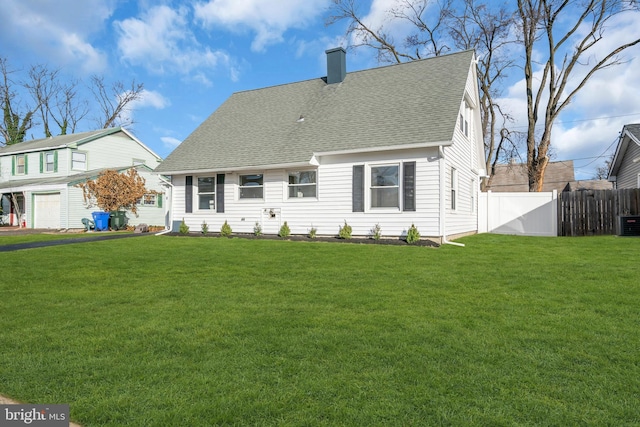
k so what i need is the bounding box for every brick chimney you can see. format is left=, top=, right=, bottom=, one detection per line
left=326, top=47, right=346, bottom=84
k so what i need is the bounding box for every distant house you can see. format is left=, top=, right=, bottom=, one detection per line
left=485, top=160, right=575, bottom=192
left=563, top=179, right=612, bottom=191
left=155, top=49, right=486, bottom=242
left=0, top=127, right=167, bottom=229
left=608, top=123, right=640, bottom=189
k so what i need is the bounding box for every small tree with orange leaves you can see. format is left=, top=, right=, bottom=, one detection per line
left=78, top=168, right=148, bottom=214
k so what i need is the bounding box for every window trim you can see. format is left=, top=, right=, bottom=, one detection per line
left=369, top=163, right=401, bottom=211
left=238, top=173, right=264, bottom=200
left=287, top=169, right=317, bottom=199
left=197, top=176, right=216, bottom=211
left=71, top=150, right=87, bottom=171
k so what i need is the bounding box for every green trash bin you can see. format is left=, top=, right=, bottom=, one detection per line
left=110, top=211, right=128, bottom=230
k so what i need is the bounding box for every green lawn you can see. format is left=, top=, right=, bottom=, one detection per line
left=1, top=234, right=639, bottom=426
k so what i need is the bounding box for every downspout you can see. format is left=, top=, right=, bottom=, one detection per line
left=438, top=146, right=465, bottom=247
left=155, top=175, right=173, bottom=236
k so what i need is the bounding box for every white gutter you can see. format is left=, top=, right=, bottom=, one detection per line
left=313, top=140, right=452, bottom=157
left=154, top=161, right=312, bottom=176
left=155, top=175, right=174, bottom=235
left=438, top=145, right=465, bottom=247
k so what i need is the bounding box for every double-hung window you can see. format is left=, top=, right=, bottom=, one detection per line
left=370, top=164, right=399, bottom=208
left=71, top=151, right=86, bottom=170
left=288, top=171, right=317, bottom=198
left=15, top=154, right=27, bottom=175
left=239, top=174, right=263, bottom=199
left=198, top=177, right=216, bottom=210
left=43, top=151, right=57, bottom=173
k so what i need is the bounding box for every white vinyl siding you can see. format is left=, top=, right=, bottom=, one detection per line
left=615, top=141, right=640, bottom=189
left=170, top=147, right=444, bottom=238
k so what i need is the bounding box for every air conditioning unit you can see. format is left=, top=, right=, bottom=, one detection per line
left=619, top=216, right=640, bottom=236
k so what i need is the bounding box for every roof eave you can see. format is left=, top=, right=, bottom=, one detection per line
left=154, top=160, right=315, bottom=176
left=313, top=140, right=452, bottom=157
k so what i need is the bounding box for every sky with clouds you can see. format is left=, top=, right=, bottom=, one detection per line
left=1, top=0, right=639, bottom=180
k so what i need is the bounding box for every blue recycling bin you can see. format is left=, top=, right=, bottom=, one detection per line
left=92, top=211, right=110, bottom=231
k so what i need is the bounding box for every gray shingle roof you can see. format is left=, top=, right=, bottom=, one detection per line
left=625, top=123, right=640, bottom=140
left=155, top=50, right=475, bottom=174
left=0, top=128, right=125, bottom=155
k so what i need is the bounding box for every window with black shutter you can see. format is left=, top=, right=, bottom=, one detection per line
left=185, top=176, right=193, bottom=213
left=352, top=165, right=364, bottom=212
left=403, top=162, right=416, bottom=211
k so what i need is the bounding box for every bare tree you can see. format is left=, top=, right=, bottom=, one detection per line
left=517, top=0, right=640, bottom=191
left=90, top=75, right=144, bottom=129
left=0, top=58, right=37, bottom=145
left=446, top=0, right=517, bottom=188
left=326, top=0, right=435, bottom=63
left=25, top=65, right=89, bottom=137
left=327, top=0, right=517, bottom=186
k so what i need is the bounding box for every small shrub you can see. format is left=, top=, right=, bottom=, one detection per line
left=201, top=221, right=209, bottom=235
left=371, top=223, right=382, bottom=240
left=308, top=226, right=317, bottom=239
left=179, top=219, right=189, bottom=235
left=339, top=221, right=352, bottom=239
left=279, top=221, right=291, bottom=238
left=253, top=221, right=262, bottom=236
left=220, top=220, right=232, bottom=237
left=406, top=224, right=421, bottom=244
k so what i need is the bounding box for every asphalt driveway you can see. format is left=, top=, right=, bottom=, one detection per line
left=0, top=231, right=147, bottom=252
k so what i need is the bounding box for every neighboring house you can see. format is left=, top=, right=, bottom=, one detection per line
left=564, top=179, right=612, bottom=191
left=155, top=48, right=486, bottom=242
left=0, top=127, right=167, bottom=229
left=608, top=123, right=640, bottom=189
left=485, top=160, right=575, bottom=192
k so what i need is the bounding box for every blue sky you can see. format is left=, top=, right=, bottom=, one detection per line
left=1, top=0, right=639, bottom=180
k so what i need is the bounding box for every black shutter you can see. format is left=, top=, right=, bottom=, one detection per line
left=185, top=176, right=193, bottom=213
left=403, top=162, right=416, bottom=212
left=352, top=165, right=364, bottom=212
left=216, top=174, right=225, bottom=213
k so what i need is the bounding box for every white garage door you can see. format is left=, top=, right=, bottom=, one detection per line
left=34, top=193, right=61, bottom=229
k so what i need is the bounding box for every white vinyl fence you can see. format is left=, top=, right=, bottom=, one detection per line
left=478, top=190, right=557, bottom=236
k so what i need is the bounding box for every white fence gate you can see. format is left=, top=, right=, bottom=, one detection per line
left=478, top=190, right=557, bottom=236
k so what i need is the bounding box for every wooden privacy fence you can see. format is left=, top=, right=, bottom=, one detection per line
left=557, top=189, right=640, bottom=236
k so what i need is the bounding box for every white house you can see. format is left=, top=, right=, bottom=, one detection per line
left=0, top=127, right=168, bottom=230
left=608, top=123, right=640, bottom=189
left=155, top=49, right=486, bottom=243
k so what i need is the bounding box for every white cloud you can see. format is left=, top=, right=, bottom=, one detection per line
left=0, top=0, right=112, bottom=73
left=118, top=90, right=170, bottom=127
left=194, top=0, right=330, bottom=52
left=134, top=90, right=171, bottom=110
left=114, top=5, right=233, bottom=82
left=161, top=136, right=182, bottom=149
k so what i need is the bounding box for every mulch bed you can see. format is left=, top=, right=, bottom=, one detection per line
left=166, top=232, right=440, bottom=247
